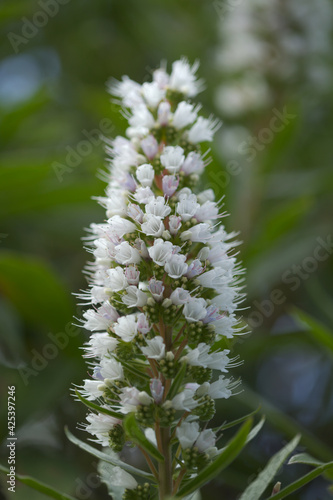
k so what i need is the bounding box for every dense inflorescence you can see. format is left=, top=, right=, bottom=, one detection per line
left=76, top=58, right=245, bottom=499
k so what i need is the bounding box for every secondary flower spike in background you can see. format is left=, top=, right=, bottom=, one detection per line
left=75, top=57, right=246, bottom=500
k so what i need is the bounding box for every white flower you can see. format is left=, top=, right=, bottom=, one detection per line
left=141, top=336, right=165, bottom=360
left=114, top=241, right=141, bottom=265
left=188, top=116, right=221, bottom=143
left=80, top=379, right=104, bottom=400
left=173, top=101, right=201, bottom=129
left=197, top=376, right=232, bottom=400
left=86, top=413, right=121, bottom=446
left=119, top=386, right=141, bottom=413
left=83, top=302, right=119, bottom=331
left=176, top=193, right=200, bottom=221
left=84, top=332, right=118, bottom=358
left=197, top=268, right=229, bottom=292
left=142, top=81, right=165, bottom=107
left=133, top=186, right=155, bottom=205
left=165, top=253, right=188, bottom=279
left=195, top=429, right=216, bottom=453
left=172, top=388, right=198, bottom=411
left=100, top=357, right=124, bottom=381
left=160, top=146, right=185, bottom=174
left=153, top=67, right=169, bottom=88
left=170, top=287, right=191, bottom=305
left=194, top=201, right=219, bottom=222
left=129, top=104, right=155, bottom=130
left=183, top=298, right=207, bottom=323
left=181, top=152, right=205, bottom=175
left=106, top=267, right=128, bottom=292
left=176, top=421, right=200, bottom=449
left=107, top=215, right=136, bottom=238
left=186, top=259, right=204, bottom=278
left=169, top=58, right=203, bottom=97
left=157, top=101, right=171, bottom=126
left=109, top=75, right=143, bottom=108
left=141, top=214, right=164, bottom=237
left=183, top=343, right=230, bottom=371
left=197, top=189, right=215, bottom=204
left=148, top=238, right=174, bottom=266
left=113, top=314, right=138, bottom=342
left=122, top=285, right=147, bottom=308
left=107, top=466, right=137, bottom=491
left=145, top=197, right=171, bottom=218
left=180, top=223, right=212, bottom=242
left=141, top=135, right=158, bottom=160
left=136, top=163, right=155, bottom=187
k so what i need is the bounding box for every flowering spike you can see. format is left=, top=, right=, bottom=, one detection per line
left=75, top=58, right=246, bottom=499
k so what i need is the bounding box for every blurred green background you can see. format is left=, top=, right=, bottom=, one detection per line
left=0, top=0, right=333, bottom=498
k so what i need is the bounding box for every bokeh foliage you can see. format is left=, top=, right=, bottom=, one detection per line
left=0, top=0, right=333, bottom=498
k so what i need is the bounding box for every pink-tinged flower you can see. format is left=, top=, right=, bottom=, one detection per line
left=158, top=101, right=171, bottom=126
left=150, top=379, right=164, bottom=403
left=127, top=203, right=144, bottom=223
left=162, top=175, right=179, bottom=197
left=141, top=135, right=159, bottom=160
left=124, top=266, right=140, bottom=285
left=186, top=259, right=204, bottom=278
left=168, top=215, right=182, bottom=235
left=137, top=313, right=150, bottom=334
left=181, top=151, right=205, bottom=175
left=148, top=278, right=165, bottom=302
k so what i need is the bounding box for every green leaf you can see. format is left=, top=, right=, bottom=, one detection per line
left=123, top=413, right=164, bottom=463
left=267, top=461, right=333, bottom=500
left=175, top=419, right=252, bottom=498
left=288, top=453, right=324, bottom=467
left=75, top=389, right=124, bottom=420
left=167, top=362, right=187, bottom=400
left=246, top=416, right=265, bottom=444
left=0, top=464, right=76, bottom=500
left=239, top=435, right=300, bottom=500
left=65, top=427, right=153, bottom=479
left=214, top=407, right=261, bottom=432
left=291, top=307, right=333, bottom=355
left=0, top=252, right=73, bottom=331
left=118, top=358, right=150, bottom=380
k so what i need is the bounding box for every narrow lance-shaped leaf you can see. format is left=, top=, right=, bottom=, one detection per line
left=123, top=413, right=164, bottom=463
left=175, top=419, right=253, bottom=498
left=65, top=427, right=153, bottom=479
left=0, top=464, right=76, bottom=500
left=75, top=389, right=124, bottom=420
left=239, top=434, right=300, bottom=500
left=267, top=461, right=333, bottom=500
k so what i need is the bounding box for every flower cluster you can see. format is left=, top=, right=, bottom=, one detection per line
left=76, top=58, right=245, bottom=499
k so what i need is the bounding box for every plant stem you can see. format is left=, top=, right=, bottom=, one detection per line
left=158, top=426, right=172, bottom=499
